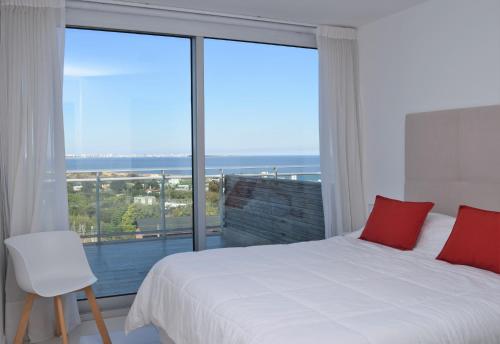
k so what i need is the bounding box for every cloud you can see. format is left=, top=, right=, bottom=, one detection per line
left=64, top=64, right=131, bottom=77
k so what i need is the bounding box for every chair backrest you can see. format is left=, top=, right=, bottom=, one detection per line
left=4, top=231, right=94, bottom=294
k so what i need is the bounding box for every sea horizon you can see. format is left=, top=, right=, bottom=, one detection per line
left=65, top=155, right=321, bottom=178
left=65, top=153, right=320, bottom=158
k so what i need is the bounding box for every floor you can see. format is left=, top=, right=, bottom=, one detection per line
left=42, top=316, right=160, bottom=344
left=84, top=235, right=224, bottom=297
left=83, top=226, right=260, bottom=298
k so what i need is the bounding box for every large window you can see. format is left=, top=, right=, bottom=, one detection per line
left=63, top=30, right=320, bottom=298
left=63, top=29, right=192, bottom=297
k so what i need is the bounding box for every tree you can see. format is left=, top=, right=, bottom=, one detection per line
left=68, top=192, right=95, bottom=217
left=121, top=204, right=145, bottom=231
left=110, top=180, right=126, bottom=193
left=111, top=203, right=128, bottom=227
left=171, top=205, right=192, bottom=218
left=82, top=181, right=94, bottom=194
left=145, top=180, right=159, bottom=190
left=167, top=189, right=191, bottom=200
left=69, top=215, right=95, bottom=235
left=206, top=191, right=220, bottom=216
left=131, top=181, right=145, bottom=196
left=208, top=180, right=220, bottom=193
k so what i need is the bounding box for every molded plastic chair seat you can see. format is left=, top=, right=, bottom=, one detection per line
left=4, top=230, right=111, bottom=344
left=30, top=275, right=98, bottom=298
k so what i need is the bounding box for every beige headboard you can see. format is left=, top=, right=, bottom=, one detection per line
left=405, top=104, right=500, bottom=216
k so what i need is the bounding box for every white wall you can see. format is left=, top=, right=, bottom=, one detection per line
left=358, top=0, right=500, bottom=207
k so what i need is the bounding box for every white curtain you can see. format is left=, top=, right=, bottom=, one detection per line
left=317, top=26, right=367, bottom=237
left=0, top=0, right=80, bottom=342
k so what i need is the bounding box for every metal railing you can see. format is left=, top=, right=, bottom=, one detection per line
left=66, top=166, right=321, bottom=244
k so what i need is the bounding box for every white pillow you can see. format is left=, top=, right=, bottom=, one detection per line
left=413, top=212, right=456, bottom=257
left=346, top=212, right=455, bottom=257
left=346, top=228, right=363, bottom=238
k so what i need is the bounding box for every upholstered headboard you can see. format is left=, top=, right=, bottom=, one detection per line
left=405, top=104, right=500, bottom=216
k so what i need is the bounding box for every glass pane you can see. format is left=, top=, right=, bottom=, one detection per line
left=204, top=39, right=321, bottom=249
left=63, top=29, right=192, bottom=298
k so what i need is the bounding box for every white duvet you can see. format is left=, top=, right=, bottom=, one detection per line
left=125, top=236, right=500, bottom=344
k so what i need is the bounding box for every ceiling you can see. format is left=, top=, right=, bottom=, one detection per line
left=121, top=0, right=429, bottom=27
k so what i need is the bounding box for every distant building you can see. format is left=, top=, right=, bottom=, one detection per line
left=168, top=178, right=180, bottom=186
left=73, top=185, right=83, bottom=192
left=133, top=196, right=157, bottom=205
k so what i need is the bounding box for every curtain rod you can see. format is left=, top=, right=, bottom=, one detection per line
left=74, top=0, right=318, bottom=29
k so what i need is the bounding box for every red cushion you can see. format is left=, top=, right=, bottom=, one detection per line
left=359, top=195, right=434, bottom=250
left=437, top=205, right=500, bottom=274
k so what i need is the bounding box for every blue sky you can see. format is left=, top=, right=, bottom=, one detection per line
left=63, top=29, right=318, bottom=156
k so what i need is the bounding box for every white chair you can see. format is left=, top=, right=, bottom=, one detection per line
left=4, top=231, right=111, bottom=344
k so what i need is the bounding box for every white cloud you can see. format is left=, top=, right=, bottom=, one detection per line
left=64, top=64, right=130, bottom=77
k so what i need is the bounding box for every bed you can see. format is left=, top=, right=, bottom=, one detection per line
left=126, top=105, right=500, bottom=343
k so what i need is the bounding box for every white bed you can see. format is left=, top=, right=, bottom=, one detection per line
left=126, top=106, right=500, bottom=343
left=125, top=214, right=500, bottom=344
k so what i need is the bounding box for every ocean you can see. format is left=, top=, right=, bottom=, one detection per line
left=66, top=155, right=321, bottom=179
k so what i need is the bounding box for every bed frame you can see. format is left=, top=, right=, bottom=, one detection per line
left=405, top=104, right=500, bottom=216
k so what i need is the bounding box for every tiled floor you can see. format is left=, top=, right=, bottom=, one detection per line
left=42, top=316, right=160, bottom=344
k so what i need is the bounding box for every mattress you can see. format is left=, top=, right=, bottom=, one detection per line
left=125, top=236, right=500, bottom=344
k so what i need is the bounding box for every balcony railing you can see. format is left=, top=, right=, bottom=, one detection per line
left=67, top=166, right=323, bottom=297
left=66, top=166, right=321, bottom=245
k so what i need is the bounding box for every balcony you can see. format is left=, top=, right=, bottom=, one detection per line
left=67, top=167, right=323, bottom=298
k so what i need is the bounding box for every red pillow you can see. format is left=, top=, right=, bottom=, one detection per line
left=359, top=195, right=434, bottom=250
left=437, top=205, right=500, bottom=274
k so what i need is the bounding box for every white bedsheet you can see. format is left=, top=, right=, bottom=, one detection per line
left=125, top=236, right=500, bottom=344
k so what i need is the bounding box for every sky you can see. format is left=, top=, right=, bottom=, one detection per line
left=63, top=28, right=319, bottom=156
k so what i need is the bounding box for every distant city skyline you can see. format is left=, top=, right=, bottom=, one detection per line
left=63, top=29, right=319, bottom=156
left=65, top=153, right=320, bottom=158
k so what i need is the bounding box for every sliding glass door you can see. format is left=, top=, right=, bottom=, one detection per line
left=63, top=28, right=193, bottom=297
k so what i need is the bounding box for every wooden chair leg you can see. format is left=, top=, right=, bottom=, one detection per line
left=54, top=297, right=62, bottom=337
left=84, top=286, right=112, bottom=344
left=14, top=293, right=37, bottom=344
left=54, top=296, right=69, bottom=344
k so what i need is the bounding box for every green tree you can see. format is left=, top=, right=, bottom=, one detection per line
left=68, top=192, right=95, bottom=217
left=206, top=191, right=220, bottom=216
left=82, top=181, right=94, bottom=194
left=110, top=180, right=126, bottom=193
left=167, top=189, right=191, bottom=200
left=208, top=180, right=220, bottom=193
left=121, top=203, right=145, bottom=231
left=111, top=203, right=129, bottom=227
left=131, top=181, right=145, bottom=197
left=171, top=205, right=192, bottom=218
left=145, top=180, right=160, bottom=190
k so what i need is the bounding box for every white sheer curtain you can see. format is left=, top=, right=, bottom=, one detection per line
left=317, top=26, right=367, bottom=237
left=0, top=0, right=80, bottom=342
